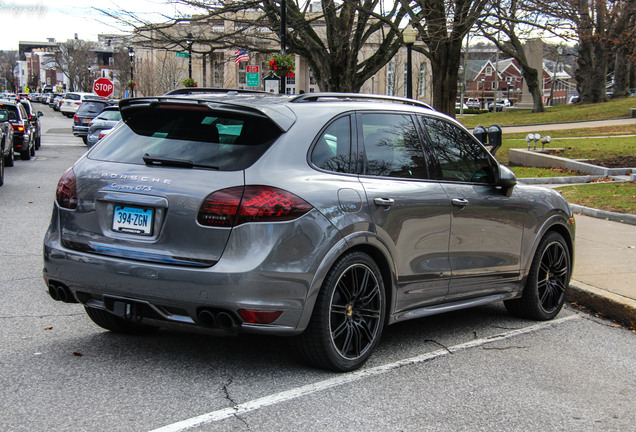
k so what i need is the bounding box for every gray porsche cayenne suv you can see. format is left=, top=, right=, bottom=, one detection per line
left=44, top=91, right=575, bottom=371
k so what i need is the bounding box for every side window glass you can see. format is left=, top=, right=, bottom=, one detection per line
left=311, top=116, right=351, bottom=173
left=421, top=117, right=494, bottom=183
left=361, top=113, right=428, bottom=179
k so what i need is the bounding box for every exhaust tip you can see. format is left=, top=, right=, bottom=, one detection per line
left=48, top=284, right=60, bottom=301
left=198, top=309, right=216, bottom=328
left=216, top=312, right=236, bottom=330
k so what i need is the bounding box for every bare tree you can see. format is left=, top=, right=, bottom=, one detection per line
left=0, top=51, right=18, bottom=92
left=98, top=1, right=409, bottom=93
left=55, top=39, right=98, bottom=92
left=398, top=0, right=491, bottom=117
left=476, top=0, right=568, bottom=112
left=531, top=0, right=635, bottom=104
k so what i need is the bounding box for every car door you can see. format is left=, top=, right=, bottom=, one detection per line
left=419, top=115, right=525, bottom=300
left=356, top=112, right=452, bottom=313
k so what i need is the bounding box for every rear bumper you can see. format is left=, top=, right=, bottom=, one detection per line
left=73, top=125, right=89, bottom=137
left=43, top=206, right=342, bottom=335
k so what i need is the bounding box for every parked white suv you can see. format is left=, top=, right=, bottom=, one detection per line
left=60, top=92, right=101, bottom=118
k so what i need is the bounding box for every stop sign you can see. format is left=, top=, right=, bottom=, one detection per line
left=93, top=77, right=114, bottom=98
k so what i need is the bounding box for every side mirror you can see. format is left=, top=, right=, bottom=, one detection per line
left=497, top=165, right=517, bottom=197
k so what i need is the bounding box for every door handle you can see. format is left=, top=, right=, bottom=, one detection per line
left=451, top=198, right=469, bottom=207
left=374, top=198, right=395, bottom=207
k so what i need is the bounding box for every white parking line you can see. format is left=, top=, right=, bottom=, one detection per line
left=149, top=314, right=580, bottom=432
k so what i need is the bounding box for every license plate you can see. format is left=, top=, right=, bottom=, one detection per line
left=112, top=206, right=154, bottom=235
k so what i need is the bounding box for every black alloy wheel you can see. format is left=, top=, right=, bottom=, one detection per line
left=293, top=251, right=385, bottom=372
left=505, top=232, right=570, bottom=320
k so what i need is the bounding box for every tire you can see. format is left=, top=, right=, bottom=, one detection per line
left=5, top=145, right=14, bottom=167
left=505, top=232, right=571, bottom=320
left=20, top=149, right=31, bottom=160
left=30, top=141, right=35, bottom=156
left=292, top=251, right=386, bottom=372
left=81, top=136, right=88, bottom=145
left=35, top=135, right=41, bottom=150
left=84, top=306, right=159, bottom=334
left=0, top=151, right=4, bottom=186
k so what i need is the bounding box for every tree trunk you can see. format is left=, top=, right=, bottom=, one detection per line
left=523, top=67, right=544, bottom=112
left=612, top=46, right=630, bottom=98
left=428, top=41, right=462, bottom=117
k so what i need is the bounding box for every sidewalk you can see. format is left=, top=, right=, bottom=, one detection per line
left=501, top=117, right=636, bottom=326
left=568, top=214, right=636, bottom=326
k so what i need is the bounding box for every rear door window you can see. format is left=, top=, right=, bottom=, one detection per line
left=88, top=105, right=283, bottom=171
left=311, top=115, right=352, bottom=173
left=360, top=112, right=430, bottom=179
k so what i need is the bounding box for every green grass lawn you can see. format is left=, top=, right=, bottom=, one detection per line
left=557, top=182, right=636, bottom=214
left=458, top=96, right=636, bottom=129
left=494, top=135, right=636, bottom=167
left=510, top=166, right=583, bottom=178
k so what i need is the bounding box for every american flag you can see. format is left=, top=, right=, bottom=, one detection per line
left=235, top=49, right=249, bottom=64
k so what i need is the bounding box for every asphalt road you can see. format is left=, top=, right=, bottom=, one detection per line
left=1, top=107, right=635, bottom=432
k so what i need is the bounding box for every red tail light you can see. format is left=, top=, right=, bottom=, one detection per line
left=73, top=114, right=79, bottom=122
left=197, top=186, right=312, bottom=227
left=12, top=124, right=24, bottom=132
left=56, top=168, right=78, bottom=209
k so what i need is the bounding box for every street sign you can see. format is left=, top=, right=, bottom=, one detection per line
left=176, top=52, right=190, bottom=58
left=93, top=77, right=114, bottom=98
left=246, top=65, right=259, bottom=87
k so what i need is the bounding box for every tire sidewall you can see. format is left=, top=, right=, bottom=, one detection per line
left=316, top=251, right=386, bottom=371
left=526, top=232, right=571, bottom=320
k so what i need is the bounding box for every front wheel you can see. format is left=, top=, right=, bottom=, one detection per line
left=84, top=306, right=159, bottom=334
left=505, top=232, right=571, bottom=320
left=293, top=251, right=386, bottom=372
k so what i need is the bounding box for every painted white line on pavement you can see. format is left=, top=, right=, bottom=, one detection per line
left=149, top=314, right=581, bottom=432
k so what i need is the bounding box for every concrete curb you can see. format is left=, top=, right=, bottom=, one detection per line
left=568, top=280, right=636, bottom=326
left=518, top=175, right=614, bottom=185
left=568, top=204, right=636, bottom=226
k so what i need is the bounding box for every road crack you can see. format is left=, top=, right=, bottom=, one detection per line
left=222, top=378, right=251, bottom=429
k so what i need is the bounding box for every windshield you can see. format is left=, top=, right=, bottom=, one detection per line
left=88, top=108, right=282, bottom=171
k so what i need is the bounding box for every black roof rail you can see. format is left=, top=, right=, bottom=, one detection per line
left=290, top=92, right=434, bottom=110
left=164, top=88, right=273, bottom=96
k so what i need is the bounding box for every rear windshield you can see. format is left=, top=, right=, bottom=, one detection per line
left=77, top=101, right=107, bottom=115
left=88, top=107, right=283, bottom=171
left=66, top=93, right=81, bottom=101
left=96, top=110, right=121, bottom=121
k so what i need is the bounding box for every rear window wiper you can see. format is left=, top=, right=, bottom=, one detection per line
left=142, top=154, right=219, bottom=170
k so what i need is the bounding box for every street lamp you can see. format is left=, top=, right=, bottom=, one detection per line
left=402, top=24, right=417, bottom=99
left=186, top=33, right=193, bottom=80
left=128, top=47, right=135, bottom=97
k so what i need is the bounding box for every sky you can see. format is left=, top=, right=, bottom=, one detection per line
left=0, top=0, right=187, bottom=51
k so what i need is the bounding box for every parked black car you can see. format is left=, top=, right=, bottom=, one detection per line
left=73, top=99, right=113, bottom=144
left=0, top=99, right=35, bottom=160
left=19, top=99, right=43, bottom=149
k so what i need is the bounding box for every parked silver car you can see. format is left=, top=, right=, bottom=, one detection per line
left=44, top=91, right=575, bottom=371
left=86, top=106, right=121, bottom=146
